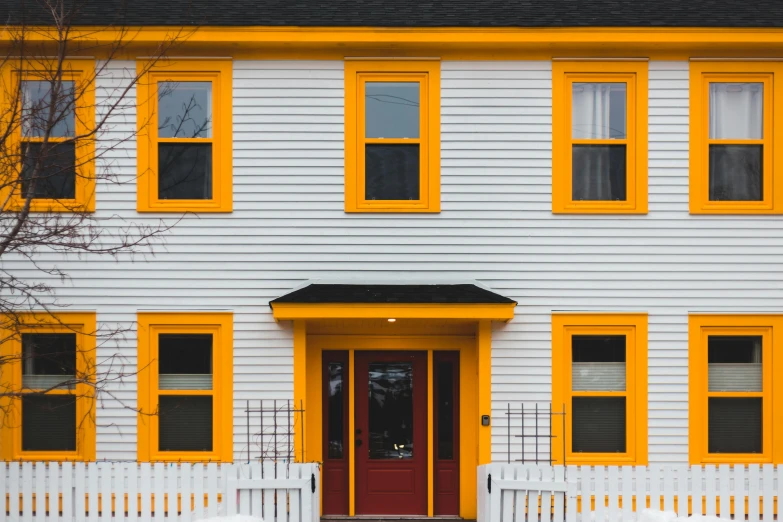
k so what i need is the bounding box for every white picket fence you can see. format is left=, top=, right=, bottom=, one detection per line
left=478, top=463, right=783, bottom=522
left=1, top=461, right=319, bottom=522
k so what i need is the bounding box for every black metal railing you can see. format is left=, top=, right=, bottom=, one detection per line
left=504, top=402, right=567, bottom=465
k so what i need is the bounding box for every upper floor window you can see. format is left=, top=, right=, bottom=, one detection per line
left=552, top=61, right=648, bottom=214
left=0, top=312, right=97, bottom=461
left=690, top=62, right=782, bottom=213
left=1, top=60, right=96, bottom=212
left=344, top=60, right=440, bottom=213
left=137, top=60, right=232, bottom=212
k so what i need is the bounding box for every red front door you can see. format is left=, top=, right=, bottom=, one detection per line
left=354, top=351, right=428, bottom=515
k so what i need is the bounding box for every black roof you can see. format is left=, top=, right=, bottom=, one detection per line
left=270, top=284, right=516, bottom=305
left=4, top=0, right=783, bottom=28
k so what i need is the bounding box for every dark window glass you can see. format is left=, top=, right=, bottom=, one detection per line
left=22, top=333, right=76, bottom=376
left=159, top=334, right=212, bottom=374
left=22, top=80, right=75, bottom=138
left=365, top=144, right=419, bottom=201
left=436, top=361, right=454, bottom=460
left=572, top=397, right=626, bottom=453
left=708, top=336, right=762, bottom=364
left=709, top=145, right=762, bottom=201
left=22, top=395, right=76, bottom=451
left=572, top=335, right=626, bottom=363
left=159, top=395, right=213, bottom=451
left=158, top=143, right=212, bottom=200
left=158, top=82, right=212, bottom=138
left=21, top=142, right=76, bottom=199
left=327, top=362, right=345, bottom=459
left=708, top=397, right=762, bottom=454
left=572, top=145, right=626, bottom=201
left=368, top=362, right=413, bottom=459
left=365, top=82, right=419, bottom=139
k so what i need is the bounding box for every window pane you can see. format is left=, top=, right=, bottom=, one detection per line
left=572, top=83, right=626, bottom=139
left=709, top=83, right=763, bottom=139
left=572, top=335, right=626, bottom=392
left=22, top=333, right=76, bottom=390
left=327, top=362, right=345, bottom=459
left=158, top=143, right=212, bottom=200
left=708, top=397, right=762, bottom=454
left=365, top=82, right=419, bottom=139
left=365, top=144, right=420, bottom=201
left=368, top=362, right=414, bottom=459
left=21, top=142, right=76, bottom=199
left=158, top=81, right=212, bottom=138
left=708, top=336, right=762, bottom=392
left=436, top=361, right=455, bottom=460
left=22, top=80, right=75, bottom=138
left=159, top=395, right=213, bottom=451
left=572, top=397, right=626, bottom=453
left=22, top=395, right=76, bottom=451
left=159, top=334, right=212, bottom=390
left=709, top=144, right=762, bottom=201
left=572, top=145, right=626, bottom=201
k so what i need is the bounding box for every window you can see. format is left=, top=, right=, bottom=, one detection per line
left=344, top=60, right=440, bottom=212
left=689, top=315, right=783, bottom=464
left=0, top=312, right=96, bottom=460
left=137, top=312, right=233, bottom=461
left=551, top=313, right=648, bottom=464
left=552, top=61, right=648, bottom=214
left=137, top=60, right=232, bottom=212
left=690, top=62, right=783, bottom=214
left=1, top=60, right=96, bottom=212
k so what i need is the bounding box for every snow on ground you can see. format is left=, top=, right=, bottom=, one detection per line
left=193, top=516, right=263, bottom=522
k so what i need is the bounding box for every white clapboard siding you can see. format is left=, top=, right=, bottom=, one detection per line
left=2, top=58, right=781, bottom=465
left=481, top=463, right=782, bottom=522
left=3, top=461, right=318, bottom=522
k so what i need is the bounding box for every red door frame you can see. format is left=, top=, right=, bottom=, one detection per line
left=434, top=351, right=460, bottom=515
left=354, top=351, right=428, bottom=515
left=321, top=351, right=349, bottom=515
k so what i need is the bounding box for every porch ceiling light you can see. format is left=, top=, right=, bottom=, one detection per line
left=388, top=318, right=397, bottom=322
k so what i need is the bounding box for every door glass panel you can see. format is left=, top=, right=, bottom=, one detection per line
left=436, top=361, right=454, bottom=460
left=368, top=362, right=414, bottom=459
left=327, top=362, right=345, bottom=459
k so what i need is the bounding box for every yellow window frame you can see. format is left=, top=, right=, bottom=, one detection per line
left=688, top=315, right=783, bottom=464
left=0, top=60, right=96, bottom=213
left=552, top=61, right=648, bottom=214
left=344, top=60, right=440, bottom=213
left=136, top=60, right=233, bottom=213
left=689, top=62, right=783, bottom=214
left=0, top=312, right=97, bottom=461
left=137, top=312, right=233, bottom=462
left=552, top=313, right=648, bottom=465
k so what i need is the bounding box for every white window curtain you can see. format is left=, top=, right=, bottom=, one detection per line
left=709, top=83, right=763, bottom=139
left=708, top=337, right=762, bottom=392
left=572, top=83, right=625, bottom=139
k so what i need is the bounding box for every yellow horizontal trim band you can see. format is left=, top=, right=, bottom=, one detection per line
left=270, top=302, right=515, bottom=321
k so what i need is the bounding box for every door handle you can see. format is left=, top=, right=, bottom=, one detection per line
left=356, top=439, right=363, bottom=447
left=356, top=428, right=362, bottom=435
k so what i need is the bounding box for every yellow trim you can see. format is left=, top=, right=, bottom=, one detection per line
left=688, top=314, right=783, bottom=464
left=477, top=320, right=492, bottom=465
left=136, top=60, right=233, bottom=213
left=293, top=320, right=307, bottom=463
left=136, top=312, right=233, bottom=462
left=689, top=62, right=783, bottom=214
left=551, top=313, right=648, bottom=465
left=0, top=60, right=96, bottom=213
left=552, top=61, right=648, bottom=214
left=427, top=349, right=434, bottom=517
left=9, top=27, right=783, bottom=61
left=0, top=312, right=97, bottom=461
left=344, top=60, right=440, bottom=213
left=298, top=322, right=482, bottom=519
left=271, top=302, right=515, bottom=321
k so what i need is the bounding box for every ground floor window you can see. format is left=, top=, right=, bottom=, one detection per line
left=0, top=312, right=96, bottom=460
left=689, top=315, right=783, bottom=464
left=137, top=312, right=233, bottom=462
left=551, top=313, right=648, bottom=465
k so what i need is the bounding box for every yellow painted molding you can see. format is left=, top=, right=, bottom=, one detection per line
left=270, top=303, right=516, bottom=321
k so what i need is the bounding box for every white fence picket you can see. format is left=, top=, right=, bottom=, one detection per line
left=705, top=464, right=716, bottom=517
left=139, top=463, right=151, bottom=521
left=719, top=464, right=730, bottom=518
left=634, top=466, right=646, bottom=515
left=153, top=463, right=164, bottom=522
left=649, top=465, right=660, bottom=512
left=74, top=463, right=85, bottom=522
left=734, top=465, right=746, bottom=522
left=100, top=462, right=112, bottom=522
left=692, top=465, right=702, bottom=517
left=192, top=463, right=204, bottom=521
left=126, top=462, right=137, bottom=522
left=621, top=467, right=632, bottom=522
left=676, top=465, right=689, bottom=518
left=749, top=465, right=760, bottom=522
left=565, top=466, right=577, bottom=522
left=21, top=462, right=32, bottom=522
left=9, top=462, right=19, bottom=522
left=663, top=467, right=674, bottom=513
left=180, top=463, right=191, bottom=522
left=206, top=463, right=218, bottom=519
left=762, top=464, right=773, bottom=522
left=513, top=466, right=525, bottom=522
left=61, top=462, right=73, bottom=522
